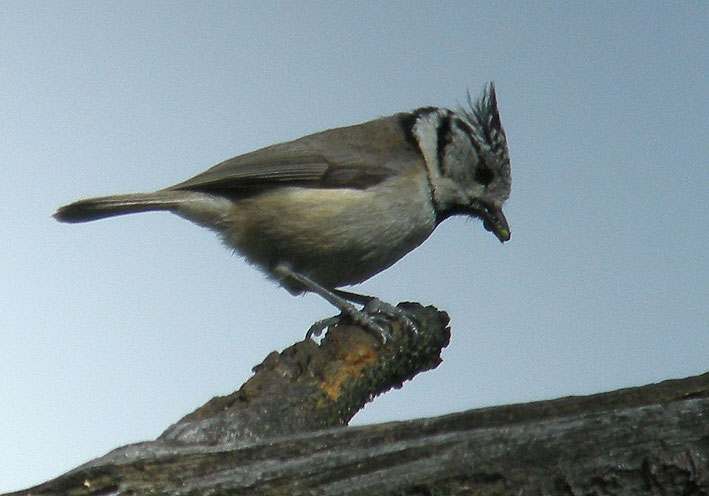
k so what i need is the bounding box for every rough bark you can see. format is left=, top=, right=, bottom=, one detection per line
left=6, top=304, right=708, bottom=495
left=158, top=302, right=451, bottom=445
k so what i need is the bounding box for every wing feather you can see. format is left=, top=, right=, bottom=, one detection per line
left=167, top=113, right=422, bottom=194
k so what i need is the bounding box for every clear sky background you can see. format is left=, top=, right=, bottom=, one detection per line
left=1, top=2, right=707, bottom=492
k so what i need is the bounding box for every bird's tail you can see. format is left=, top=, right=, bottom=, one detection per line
left=54, top=191, right=187, bottom=223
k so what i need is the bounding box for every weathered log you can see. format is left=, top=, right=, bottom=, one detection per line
left=6, top=304, right=707, bottom=495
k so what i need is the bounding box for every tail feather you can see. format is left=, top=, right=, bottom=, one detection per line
left=54, top=192, right=184, bottom=223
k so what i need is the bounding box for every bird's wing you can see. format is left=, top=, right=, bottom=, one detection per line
left=167, top=114, right=423, bottom=194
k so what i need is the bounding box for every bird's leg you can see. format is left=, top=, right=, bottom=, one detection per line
left=331, top=289, right=374, bottom=305
left=274, top=264, right=393, bottom=343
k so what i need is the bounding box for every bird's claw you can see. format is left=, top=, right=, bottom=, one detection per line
left=364, top=299, right=420, bottom=335
left=305, top=299, right=417, bottom=344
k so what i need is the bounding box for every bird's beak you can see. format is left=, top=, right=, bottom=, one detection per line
left=481, top=205, right=510, bottom=243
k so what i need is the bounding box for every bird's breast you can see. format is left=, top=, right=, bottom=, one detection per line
left=223, top=169, right=437, bottom=290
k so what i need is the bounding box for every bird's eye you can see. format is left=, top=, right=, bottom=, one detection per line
left=475, top=166, right=494, bottom=186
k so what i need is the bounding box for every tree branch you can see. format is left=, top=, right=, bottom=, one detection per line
left=6, top=304, right=708, bottom=495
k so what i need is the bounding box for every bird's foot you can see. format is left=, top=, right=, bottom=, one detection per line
left=307, top=309, right=393, bottom=344
left=363, top=298, right=420, bottom=336
left=306, top=299, right=419, bottom=344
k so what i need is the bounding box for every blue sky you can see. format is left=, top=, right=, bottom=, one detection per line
left=1, top=2, right=707, bottom=492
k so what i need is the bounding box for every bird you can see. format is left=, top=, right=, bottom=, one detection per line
left=55, top=83, right=511, bottom=342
